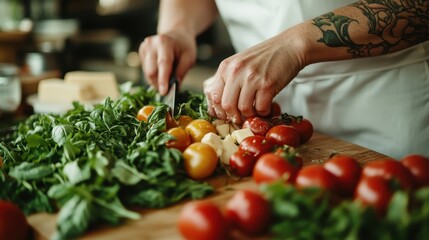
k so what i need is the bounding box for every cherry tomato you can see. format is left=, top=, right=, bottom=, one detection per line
left=165, top=111, right=178, bottom=129
left=324, top=154, right=362, bottom=196
left=242, top=116, right=272, bottom=136
left=176, top=115, right=194, bottom=129
left=253, top=152, right=298, bottom=184
left=229, top=150, right=257, bottom=177
left=354, top=176, right=393, bottom=215
left=362, top=158, right=415, bottom=190
left=274, top=146, right=303, bottom=169
left=295, top=165, right=340, bottom=193
left=183, top=142, right=218, bottom=180
left=0, top=201, right=29, bottom=240
left=238, top=135, right=276, bottom=159
left=290, top=118, right=314, bottom=144
left=178, top=200, right=227, bottom=240
left=166, top=127, right=191, bottom=152
left=266, top=125, right=300, bottom=148
left=136, top=105, right=155, bottom=122
left=400, top=154, right=429, bottom=188
left=185, top=119, right=217, bottom=142
left=225, top=190, right=271, bottom=236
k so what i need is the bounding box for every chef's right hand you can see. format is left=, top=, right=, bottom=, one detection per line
left=139, top=32, right=197, bottom=95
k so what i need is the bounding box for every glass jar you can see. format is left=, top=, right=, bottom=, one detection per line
left=0, top=63, right=21, bottom=115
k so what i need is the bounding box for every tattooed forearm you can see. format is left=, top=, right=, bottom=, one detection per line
left=312, top=0, right=429, bottom=57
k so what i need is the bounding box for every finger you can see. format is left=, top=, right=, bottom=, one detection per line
left=221, top=75, right=241, bottom=123
left=143, top=53, right=158, bottom=89
left=254, top=89, right=274, bottom=117
left=210, top=72, right=227, bottom=119
left=203, top=77, right=216, bottom=116
left=157, top=46, right=175, bottom=95
left=238, top=82, right=257, bottom=118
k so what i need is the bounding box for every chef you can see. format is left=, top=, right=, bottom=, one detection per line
left=139, top=0, right=429, bottom=159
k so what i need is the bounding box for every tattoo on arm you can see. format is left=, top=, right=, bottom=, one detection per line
left=312, top=0, right=429, bottom=57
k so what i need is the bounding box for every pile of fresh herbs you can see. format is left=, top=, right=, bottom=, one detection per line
left=0, top=83, right=213, bottom=239
left=263, top=182, right=429, bottom=240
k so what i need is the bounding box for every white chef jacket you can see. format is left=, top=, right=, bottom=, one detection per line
left=215, top=0, right=429, bottom=159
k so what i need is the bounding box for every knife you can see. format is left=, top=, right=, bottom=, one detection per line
left=163, top=72, right=179, bottom=116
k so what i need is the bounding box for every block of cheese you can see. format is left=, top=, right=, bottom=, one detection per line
left=221, top=134, right=238, bottom=165
left=201, top=132, right=223, bottom=158
left=38, top=78, right=95, bottom=103
left=231, top=128, right=254, bottom=144
left=64, top=71, right=119, bottom=99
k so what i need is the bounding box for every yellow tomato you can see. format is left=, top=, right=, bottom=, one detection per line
left=185, top=119, right=216, bottom=142
left=136, top=105, right=155, bottom=122
left=183, top=142, right=218, bottom=180
left=177, top=115, right=194, bottom=129
left=166, top=127, right=191, bottom=152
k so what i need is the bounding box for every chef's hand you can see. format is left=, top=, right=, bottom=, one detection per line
left=204, top=32, right=305, bottom=124
left=139, top=32, right=197, bottom=95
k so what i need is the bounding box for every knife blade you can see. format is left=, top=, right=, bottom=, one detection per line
left=163, top=73, right=179, bottom=116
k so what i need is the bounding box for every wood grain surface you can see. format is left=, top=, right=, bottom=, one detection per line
left=28, top=132, right=387, bottom=240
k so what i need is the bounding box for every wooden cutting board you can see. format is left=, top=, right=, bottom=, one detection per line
left=27, top=132, right=387, bottom=240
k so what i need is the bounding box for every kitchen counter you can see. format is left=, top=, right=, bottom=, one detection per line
left=27, top=131, right=386, bottom=240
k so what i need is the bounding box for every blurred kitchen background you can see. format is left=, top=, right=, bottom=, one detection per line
left=0, top=0, right=234, bottom=121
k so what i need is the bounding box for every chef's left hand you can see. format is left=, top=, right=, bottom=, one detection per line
left=204, top=32, right=305, bottom=124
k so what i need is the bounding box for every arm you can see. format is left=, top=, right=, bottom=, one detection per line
left=139, top=0, right=218, bottom=95
left=206, top=0, right=429, bottom=122
left=303, top=0, right=429, bottom=65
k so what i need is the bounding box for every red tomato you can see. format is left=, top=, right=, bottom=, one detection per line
left=242, top=116, right=272, bottom=136
left=400, top=154, right=429, bottom=188
left=238, top=135, right=276, bottom=159
left=290, top=118, right=314, bottom=144
left=178, top=200, right=227, bottom=240
left=225, top=190, right=271, bottom=236
left=266, top=125, right=300, bottom=148
left=253, top=152, right=298, bottom=184
left=295, top=165, right=341, bottom=193
left=229, top=150, right=257, bottom=177
left=274, top=146, right=304, bottom=169
left=362, top=158, right=415, bottom=190
left=166, top=127, right=191, bottom=152
left=0, top=201, right=29, bottom=240
left=324, top=155, right=362, bottom=196
left=354, top=176, right=393, bottom=215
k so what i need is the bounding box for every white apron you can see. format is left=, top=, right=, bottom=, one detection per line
left=215, top=0, right=429, bottom=159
